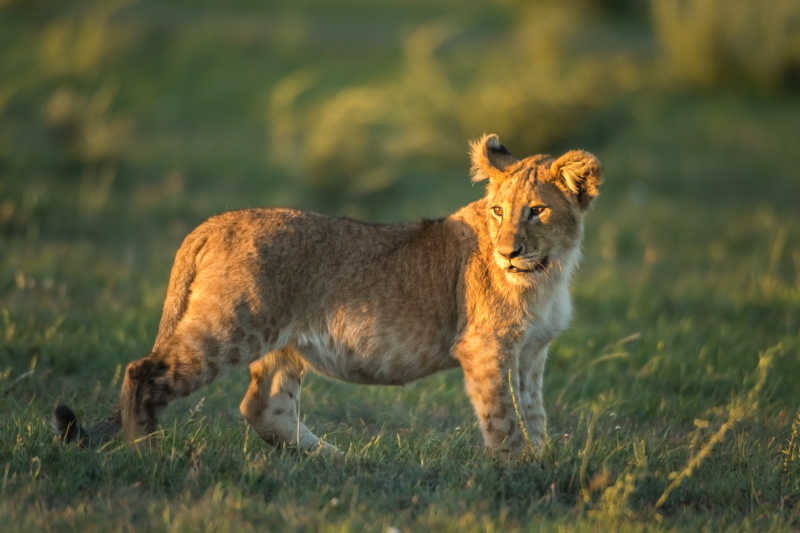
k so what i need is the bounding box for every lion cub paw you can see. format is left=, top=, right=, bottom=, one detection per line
left=308, top=440, right=344, bottom=459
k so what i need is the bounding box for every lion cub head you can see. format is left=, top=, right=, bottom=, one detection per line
left=470, top=134, right=602, bottom=286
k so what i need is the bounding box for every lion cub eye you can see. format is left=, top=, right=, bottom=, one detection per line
left=491, top=206, right=503, bottom=218
left=527, top=206, right=547, bottom=221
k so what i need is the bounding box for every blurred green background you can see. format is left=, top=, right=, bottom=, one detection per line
left=1, top=0, right=800, bottom=530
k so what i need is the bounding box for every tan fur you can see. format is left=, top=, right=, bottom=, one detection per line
left=57, top=134, right=602, bottom=456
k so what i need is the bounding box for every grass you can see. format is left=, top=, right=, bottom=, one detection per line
left=1, top=1, right=800, bottom=531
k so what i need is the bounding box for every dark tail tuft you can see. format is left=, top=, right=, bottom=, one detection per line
left=53, top=404, right=88, bottom=445
left=52, top=404, right=121, bottom=447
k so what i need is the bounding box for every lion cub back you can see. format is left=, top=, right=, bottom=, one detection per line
left=161, top=208, right=468, bottom=385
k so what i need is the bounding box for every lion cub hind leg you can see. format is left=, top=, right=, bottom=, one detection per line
left=121, top=354, right=176, bottom=444
left=120, top=322, right=253, bottom=444
left=240, top=346, right=341, bottom=456
left=121, top=346, right=220, bottom=445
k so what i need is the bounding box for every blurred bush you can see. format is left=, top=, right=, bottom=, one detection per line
left=44, top=84, right=132, bottom=170
left=652, top=0, right=800, bottom=88
left=267, top=0, right=800, bottom=204
left=268, top=3, right=642, bottom=202
left=2, top=0, right=798, bottom=220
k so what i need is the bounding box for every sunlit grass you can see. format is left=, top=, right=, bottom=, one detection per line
left=1, top=1, right=799, bottom=531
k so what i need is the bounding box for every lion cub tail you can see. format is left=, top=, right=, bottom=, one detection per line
left=52, top=404, right=121, bottom=447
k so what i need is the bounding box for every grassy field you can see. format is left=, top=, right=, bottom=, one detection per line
left=1, top=1, right=800, bottom=531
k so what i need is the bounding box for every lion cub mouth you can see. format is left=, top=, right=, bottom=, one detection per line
left=508, top=256, right=549, bottom=274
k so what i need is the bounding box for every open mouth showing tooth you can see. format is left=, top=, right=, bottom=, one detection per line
left=508, top=256, right=549, bottom=273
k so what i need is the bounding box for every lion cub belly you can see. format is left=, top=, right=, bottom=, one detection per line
left=292, top=327, right=455, bottom=386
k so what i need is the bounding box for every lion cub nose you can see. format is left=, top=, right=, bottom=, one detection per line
left=497, top=244, right=524, bottom=259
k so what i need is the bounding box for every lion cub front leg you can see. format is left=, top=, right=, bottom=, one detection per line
left=240, top=346, right=340, bottom=456
left=517, top=343, right=550, bottom=447
left=455, top=334, right=527, bottom=456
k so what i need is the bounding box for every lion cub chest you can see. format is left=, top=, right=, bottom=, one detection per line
left=523, top=281, right=573, bottom=349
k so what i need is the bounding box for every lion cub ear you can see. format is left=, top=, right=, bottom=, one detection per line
left=470, top=133, right=517, bottom=183
left=549, top=150, right=603, bottom=210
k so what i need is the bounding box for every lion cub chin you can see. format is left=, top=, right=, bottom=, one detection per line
left=53, top=134, right=602, bottom=457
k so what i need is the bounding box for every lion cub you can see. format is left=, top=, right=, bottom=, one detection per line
left=54, top=134, right=602, bottom=456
